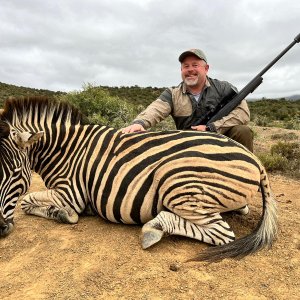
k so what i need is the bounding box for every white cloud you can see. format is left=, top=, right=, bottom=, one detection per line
left=0, top=0, right=299, bottom=98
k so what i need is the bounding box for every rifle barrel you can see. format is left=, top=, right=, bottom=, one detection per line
left=204, top=33, right=300, bottom=125
left=257, top=33, right=300, bottom=77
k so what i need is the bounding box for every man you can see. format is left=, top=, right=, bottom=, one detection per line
left=122, top=49, right=253, bottom=151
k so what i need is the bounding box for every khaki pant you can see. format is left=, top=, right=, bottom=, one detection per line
left=223, top=125, right=254, bottom=152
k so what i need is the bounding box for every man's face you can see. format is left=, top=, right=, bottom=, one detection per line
left=181, top=56, right=209, bottom=88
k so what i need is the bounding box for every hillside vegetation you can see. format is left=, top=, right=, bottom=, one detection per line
left=1, top=82, right=300, bottom=177
left=1, top=82, right=299, bottom=128
left=0, top=82, right=64, bottom=102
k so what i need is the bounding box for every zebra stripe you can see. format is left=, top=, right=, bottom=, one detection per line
left=0, top=96, right=277, bottom=261
left=0, top=125, right=32, bottom=235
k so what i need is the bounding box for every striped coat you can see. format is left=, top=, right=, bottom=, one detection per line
left=0, top=96, right=277, bottom=261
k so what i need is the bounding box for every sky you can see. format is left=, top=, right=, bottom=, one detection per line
left=0, top=0, right=299, bottom=98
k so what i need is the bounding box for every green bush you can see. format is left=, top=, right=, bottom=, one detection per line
left=258, top=153, right=289, bottom=172
left=259, top=141, right=300, bottom=178
left=57, top=84, right=139, bottom=128
left=271, top=141, right=300, bottom=160
left=253, top=115, right=271, bottom=127
left=284, top=117, right=300, bottom=130
left=249, top=99, right=300, bottom=128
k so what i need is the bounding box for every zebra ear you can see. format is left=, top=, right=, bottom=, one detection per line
left=14, top=131, right=44, bottom=149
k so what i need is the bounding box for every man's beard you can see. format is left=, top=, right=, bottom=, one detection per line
left=183, top=76, right=199, bottom=87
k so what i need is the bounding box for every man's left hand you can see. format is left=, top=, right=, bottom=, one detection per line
left=191, top=125, right=207, bottom=131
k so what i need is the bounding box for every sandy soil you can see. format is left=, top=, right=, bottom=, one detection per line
left=1, top=127, right=299, bottom=300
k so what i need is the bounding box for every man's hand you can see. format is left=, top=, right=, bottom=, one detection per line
left=191, top=125, right=207, bottom=131
left=121, top=124, right=146, bottom=134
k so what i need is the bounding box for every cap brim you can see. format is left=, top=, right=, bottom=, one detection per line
left=178, top=51, right=207, bottom=63
left=179, top=51, right=195, bottom=62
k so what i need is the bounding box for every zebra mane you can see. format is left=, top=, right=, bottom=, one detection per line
left=0, top=96, right=84, bottom=127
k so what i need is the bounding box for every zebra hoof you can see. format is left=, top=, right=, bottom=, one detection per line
left=141, top=227, right=164, bottom=249
left=57, top=209, right=79, bottom=224
left=236, top=205, right=249, bottom=215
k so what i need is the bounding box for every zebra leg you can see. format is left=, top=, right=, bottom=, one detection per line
left=141, top=211, right=235, bottom=249
left=21, top=190, right=79, bottom=224
left=82, top=202, right=96, bottom=216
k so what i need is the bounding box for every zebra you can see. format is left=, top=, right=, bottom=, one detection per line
left=0, top=96, right=277, bottom=262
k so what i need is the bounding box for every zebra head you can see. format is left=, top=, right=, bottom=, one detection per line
left=0, top=120, right=43, bottom=236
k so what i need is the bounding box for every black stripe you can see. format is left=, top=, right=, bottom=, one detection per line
left=80, top=126, right=112, bottom=201
left=90, top=130, right=121, bottom=218
left=161, top=180, right=202, bottom=203
left=167, top=188, right=227, bottom=208
left=109, top=146, right=258, bottom=222
left=129, top=170, right=157, bottom=223
left=70, top=127, right=99, bottom=209
left=156, top=165, right=259, bottom=199
left=114, top=131, right=232, bottom=156
left=169, top=175, right=248, bottom=198
left=41, top=125, right=82, bottom=181
left=32, top=119, right=53, bottom=173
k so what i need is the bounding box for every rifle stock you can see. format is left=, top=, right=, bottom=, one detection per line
left=197, top=33, right=300, bottom=126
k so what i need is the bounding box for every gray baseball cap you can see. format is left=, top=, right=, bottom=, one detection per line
left=178, top=49, right=207, bottom=63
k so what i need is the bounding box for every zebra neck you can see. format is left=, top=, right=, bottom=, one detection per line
left=29, top=124, right=119, bottom=183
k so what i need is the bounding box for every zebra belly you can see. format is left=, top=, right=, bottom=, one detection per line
left=158, top=157, right=260, bottom=214
left=92, top=155, right=260, bottom=225
left=94, top=178, right=163, bottom=225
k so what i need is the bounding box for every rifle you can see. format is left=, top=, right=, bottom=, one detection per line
left=193, top=33, right=300, bottom=126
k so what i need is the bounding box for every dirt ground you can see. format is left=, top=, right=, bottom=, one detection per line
left=1, top=127, right=299, bottom=300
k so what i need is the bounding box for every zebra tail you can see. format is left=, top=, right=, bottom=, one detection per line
left=189, top=168, right=278, bottom=262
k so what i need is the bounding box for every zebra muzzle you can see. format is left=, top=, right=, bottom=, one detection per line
left=0, top=213, right=14, bottom=237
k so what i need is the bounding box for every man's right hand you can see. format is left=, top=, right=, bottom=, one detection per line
left=121, top=124, right=146, bottom=134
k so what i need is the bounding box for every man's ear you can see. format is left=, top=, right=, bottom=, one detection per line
left=14, top=131, right=44, bottom=149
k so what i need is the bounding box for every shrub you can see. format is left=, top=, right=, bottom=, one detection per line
left=259, top=141, right=300, bottom=178
left=271, top=141, right=300, bottom=160
left=249, top=99, right=300, bottom=125
left=253, top=115, right=271, bottom=127
left=284, top=117, right=300, bottom=130
left=258, top=153, right=289, bottom=172
left=57, top=84, right=138, bottom=128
